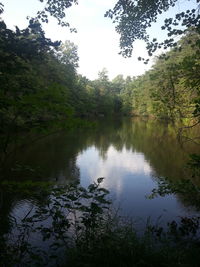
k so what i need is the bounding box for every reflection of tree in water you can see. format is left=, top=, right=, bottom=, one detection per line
left=156, top=153, right=200, bottom=212
left=121, top=119, right=199, bottom=180
left=0, top=182, right=53, bottom=239
left=176, top=190, right=200, bottom=212
left=149, top=170, right=200, bottom=212
left=91, top=118, right=200, bottom=212
left=57, top=158, right=80, bottom=183
left=10, top=118, right=198, bottom=191
left=1, top=118, right=199, bottom=238
left=0, top=133, right=83, bottom=236
left=0, top=190, right=14, bottom=236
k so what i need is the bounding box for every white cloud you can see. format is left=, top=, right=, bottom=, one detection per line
left=77, top=145, right=153, bottom=196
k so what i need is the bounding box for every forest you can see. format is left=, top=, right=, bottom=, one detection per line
left=1, top=18, right=199, bottom=156
left=0, top=0, right=200, bottom=266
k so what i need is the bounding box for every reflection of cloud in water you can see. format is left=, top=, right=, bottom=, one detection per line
left=76, top=145, right=153, bottom=196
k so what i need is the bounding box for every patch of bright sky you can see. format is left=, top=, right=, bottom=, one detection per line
left=76, top=145, right=152, bottom=195
left=1, top=0, right=197, bottom=80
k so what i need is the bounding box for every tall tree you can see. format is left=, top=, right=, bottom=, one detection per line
left=57, top=40, right=79, bottom=69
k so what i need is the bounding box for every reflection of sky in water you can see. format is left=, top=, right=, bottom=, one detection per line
left=77, top=145, right=152, bottom=192
left=77, top=145, right=199, bottom=224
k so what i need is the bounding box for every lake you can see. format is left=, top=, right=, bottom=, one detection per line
left=1, top=117, right=200, bottom=237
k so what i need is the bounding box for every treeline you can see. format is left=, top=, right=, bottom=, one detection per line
left=0, top=18, right=122, bottom=155
left=120, top=29, right=200, bottom=123
left=1, top=14, right=200, bottom=155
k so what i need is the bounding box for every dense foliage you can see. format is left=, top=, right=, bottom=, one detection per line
left=0, top=0, right=200, bottom=157
left=1, top=1, right=199, bottom=58
left=106, top=0, right=200, bottom=59
left=0, top=1, right=200, bottom=266
left=1, top=17, right=200, bottom=158
left=119, top=30, right=200, bottom=128
left=0, top=18, right=122, bottom=157
left=1, top=178, right=200, bottom=266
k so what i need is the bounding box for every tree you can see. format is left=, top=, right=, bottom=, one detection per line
left=2, top=1, right=199, bottom=60
left=0, top=19, right=79, bottom=156
left=105, top=0, right=200, bottom=59
left=57, top=40, right=79, bottom=69
left=98, top=68, right=109, bottom=82
left=96, top=68, right=110, bottom=95
left=112, top=74, right=125, bottom=94
left=0, top=2, right=3, bottom=14
left=119, top=29, right=200, bottom=122
left=33, top=0, right=78, bottom=29
left=36, top=0, right=200, bottom=62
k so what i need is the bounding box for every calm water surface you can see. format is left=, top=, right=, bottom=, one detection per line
left=1, top=118, right=200, bottom=232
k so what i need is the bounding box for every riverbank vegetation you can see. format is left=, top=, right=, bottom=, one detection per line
left=0, top=17, right=122, bottom=157
left=1, top=16, right=200, bottom=157
left=1, top=178, right=200, bottom=266
left=0, top=1, right=200, bottom=266
left=120, top=30, right=200, bottom=123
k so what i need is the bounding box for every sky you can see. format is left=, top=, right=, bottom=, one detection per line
left=1, top=0, right=197, bottom=80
